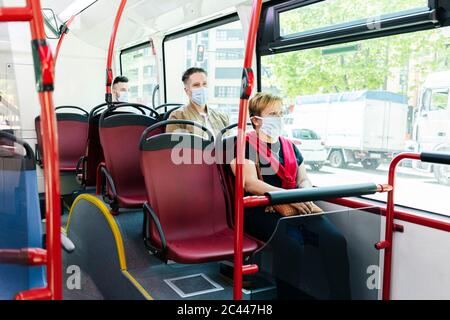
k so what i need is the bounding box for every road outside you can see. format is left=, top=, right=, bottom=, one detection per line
left=307, top=162, right=450, bottom=217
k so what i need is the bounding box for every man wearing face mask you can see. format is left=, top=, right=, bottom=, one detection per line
left=166, top=67, right=229, bottom=137
left=112, top=76, right=129, bottom=103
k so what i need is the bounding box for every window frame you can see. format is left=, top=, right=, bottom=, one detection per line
left=256, top=0, right=450, bottom=91
left=119, top=41, right=152, bottom=76
left=162, top=13, right=240, bottom=103
left=256, top=0, right=450, bottom=217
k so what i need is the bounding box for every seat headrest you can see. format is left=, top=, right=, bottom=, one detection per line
left=100, top=114, right=156, bottom=128
left=140, top=132, right=214, bottom=152
left=36, top=113, right=88, bottom=123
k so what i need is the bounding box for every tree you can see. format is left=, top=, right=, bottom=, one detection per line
left=264, top=0, right=450, bottom=101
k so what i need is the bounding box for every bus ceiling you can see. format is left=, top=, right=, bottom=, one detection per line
left=40, top=0, right=254, bottom=47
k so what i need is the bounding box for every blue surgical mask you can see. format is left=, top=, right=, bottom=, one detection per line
left=256, top=116, right=284, bottom=140
left=191, top=87, right=208, bottom=107
left=118, top=91, right=129, bottom=103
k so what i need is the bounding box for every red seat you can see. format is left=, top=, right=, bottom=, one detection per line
left=99, top=107, right=157, bottom=213
left=35, top=106, right=88, bottom=172
left=82, top=103, right=108, bottom=187
left=140, top=123, right=259, bottom=264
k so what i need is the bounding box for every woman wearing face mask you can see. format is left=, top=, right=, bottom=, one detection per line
left=166, top=67, right=229, bottom=137
left=230, top=93, right=350, bottom=300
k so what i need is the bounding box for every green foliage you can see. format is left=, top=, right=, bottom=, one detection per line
left=265, top=0, right=450, bottom=99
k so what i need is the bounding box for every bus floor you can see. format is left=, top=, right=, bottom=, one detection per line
left=60, top=206, right=276, bottom=300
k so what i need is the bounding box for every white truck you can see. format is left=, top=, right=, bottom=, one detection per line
left=292, top=90, right=409, bottom=169
left=412, top=71, right=450, bottom=185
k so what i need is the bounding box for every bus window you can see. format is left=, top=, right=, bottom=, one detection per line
left=261, top=15, right=450, bottom=216
left=120, top=43, right=158, bottom=105
left=279, top=0, right=429, bottom=38
left=164, top=18, right=245, bottom=123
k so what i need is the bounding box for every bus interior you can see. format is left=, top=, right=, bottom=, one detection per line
left=0, top=0, right=450, bottom=300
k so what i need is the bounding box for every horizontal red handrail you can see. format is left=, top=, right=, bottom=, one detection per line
left=0, top=248, right=47, bottom=266
left=15, top=288, right=52, bottom=300
left=0, top=7, right=33, bottom=21
left=243, top=184, right=392, bottom=208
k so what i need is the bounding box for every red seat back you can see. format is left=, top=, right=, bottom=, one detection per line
left=35, top=109, right=88, bottom=171
left=140, top=132, right=229, bottom=245
left=84, top=110, right=105, bottom=187
left=100, top=113, right=157, bottom=207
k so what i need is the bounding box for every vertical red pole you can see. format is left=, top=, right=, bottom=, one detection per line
left=105, top=0, right=127, bottom=103
left=233, top=0, right=263, bottom=300
left=54, top=15, right=76, bottom=66
left=381, top=153, right=420, bottom=300
left=27, top=0, right=61, bottom=300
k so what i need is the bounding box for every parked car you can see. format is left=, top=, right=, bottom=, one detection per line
left=283, top=128, right=327, bottom=171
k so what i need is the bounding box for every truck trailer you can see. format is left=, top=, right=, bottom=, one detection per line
left=293, top=90, right=409, bottom=169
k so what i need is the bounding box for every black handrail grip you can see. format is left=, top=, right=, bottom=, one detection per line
left=143, top=202, right=167, bottom=255
left=55, top=106, right=89, bottom=116
left=421, top=152, right=450, bottom=165
left=152, top=84, right=160, bottom=109
left=89, top=102, right=144, bottom=122
left=100, top=166, right=119, bottom=214
left=0, top=130, right=34, bottom=160
left=140, top=119, right=215, bottom=147
left=265, top=183, right=379, bottom=205
left=219, top=122, right=253, bottom=137
left=155, top=103, right=184, bottom=113
left=99, top=104, right=157, bottom=127
left=112, top=103, right=159, bottom=118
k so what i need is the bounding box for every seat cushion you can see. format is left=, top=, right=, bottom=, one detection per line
left=166, top=228, right=259, bottom=264
left=116, top=192, right=147, bottom=208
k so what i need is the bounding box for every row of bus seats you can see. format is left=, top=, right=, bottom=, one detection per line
left=139, top=120, right=260, bottom=263
left=35, top=103, right=260, bottom=264
left=33, top=103, right=183, bottom=197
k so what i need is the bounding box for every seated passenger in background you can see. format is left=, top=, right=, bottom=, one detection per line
left=112, top=76, right=129, bottom=103
left=166, top=67, right=229, bottom=137
left=230, top=92, right=350, bottom=300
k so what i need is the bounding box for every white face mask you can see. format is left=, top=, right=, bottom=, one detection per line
left=118, top=91, right=129, bottom=103
left=256, top=116, right=284, bottom=140
left=191, top=87, right=208, bottom=107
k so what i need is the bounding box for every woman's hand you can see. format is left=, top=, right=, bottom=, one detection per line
left=290, top=202, right=315, bottom=215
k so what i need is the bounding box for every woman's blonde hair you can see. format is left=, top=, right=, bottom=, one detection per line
left=248, top=92, right=283, bottom=117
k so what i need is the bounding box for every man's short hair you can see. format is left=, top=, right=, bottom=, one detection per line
left=182, top=67, right=207, bottom=85
left=113, top=76, right=129, bottom=86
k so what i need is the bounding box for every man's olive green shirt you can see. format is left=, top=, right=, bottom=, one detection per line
left=166, top=104, right=229, bottom=137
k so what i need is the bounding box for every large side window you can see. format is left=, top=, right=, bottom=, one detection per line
left=120, top=43, right=158, bottom=106
left=164, top=17, right=245, bottom=123
left=259, top=0, right=450, bottom=216
left=279, top=0, right=429, bottom=38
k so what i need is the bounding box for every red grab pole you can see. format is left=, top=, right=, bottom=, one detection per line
left=0, top=0, right=61, bottom=300
left=376, top=153, right=421, bottom=300
left=233, top=0, right=263, bottom=300
left=105, top=0, right=127, bottom=104
left=54, top=15, right=76, bottom=66
left=27, top=0, right=62, bottom=300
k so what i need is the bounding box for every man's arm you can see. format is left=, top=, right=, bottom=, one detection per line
left=165, top=110, right=184, bottom=133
